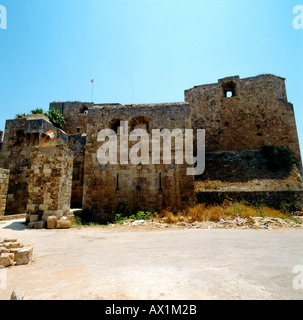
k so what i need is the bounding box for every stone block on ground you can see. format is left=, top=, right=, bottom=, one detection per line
left=29, top=214, right=40, bottom=223
left=0, top=247, right=9, bottom=254
left=22, top=245, right=33, bottom=262
left=10, top=288, right=25, bottom=300
left=46, top=216, right=57, bottom=229
left=0, top=253, right=14, bottom=267
left=56, top=218, right=71, bottom=229
left=6, top=242, right=23, bottom=249
left=34, top=220, right=46, bottom=229
left=14, top=249, right=31, bottom=265
left=28, top=222, right=35, bottom=228
left=2, top=238, right=18, bottom=243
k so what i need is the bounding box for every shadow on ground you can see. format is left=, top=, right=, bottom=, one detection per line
left=1, top=220, right=28, bottom=231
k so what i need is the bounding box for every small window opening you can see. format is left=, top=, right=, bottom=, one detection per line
left=80, top=105, right=89, bottom=114
left=116, top=174, right=119, bottom=191
left=223, top=81, right=237, bottom=98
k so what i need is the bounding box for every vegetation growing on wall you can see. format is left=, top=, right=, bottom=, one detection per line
left=15, top=108, right=66, bottom=129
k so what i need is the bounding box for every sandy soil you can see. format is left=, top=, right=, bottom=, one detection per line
left=0, top=218, right=303, bottom=300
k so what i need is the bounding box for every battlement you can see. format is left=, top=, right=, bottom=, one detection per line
left=185, top=74, right=288, bottom=101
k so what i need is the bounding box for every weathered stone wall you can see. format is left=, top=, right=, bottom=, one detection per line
left=0, top=168, right=9, bottom=217
left=83, top=103, right=195, bottom=222
left=69, top=134, right=86, bottom=208
left=27, top=145, right=73, bottom=218
left=50, top=102, right=91, bottom=135
left=0, top=115, right=69, bottom=215
left=185, top=74, right=302, bottom=172
left=196, top=190, right=303, bottom=210
left=50, top=102, right=123, bottom=135
left=195, top=150, right=303, bottom=192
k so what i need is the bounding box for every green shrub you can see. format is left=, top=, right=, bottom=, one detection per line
left=47, top=108, right=66, bottom=129
left=15, top=108, right=66, bottom=130
left=30, top=108, right=46, bottom=115
left=136, top=211, right=152, bottom=220
left=280, top=201, right=302, bottom=215
left=15, top=113, right=28, bottom=119
left=114, top=211, right=152, bottom=224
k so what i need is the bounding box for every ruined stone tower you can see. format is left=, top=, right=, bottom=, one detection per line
left=185, top=74, right=302, bottom=172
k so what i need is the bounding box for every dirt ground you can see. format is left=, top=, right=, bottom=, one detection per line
left=0, top=218, right=303, bottom=300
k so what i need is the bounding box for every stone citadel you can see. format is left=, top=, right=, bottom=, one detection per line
left=0, top=74, right=302, bottom=223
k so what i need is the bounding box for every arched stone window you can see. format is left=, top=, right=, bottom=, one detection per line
left=109, top=119, right=122, bottom=134
left=130, top=116, right=150, bottom=133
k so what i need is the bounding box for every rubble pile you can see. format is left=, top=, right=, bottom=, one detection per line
left=0, top=238, right=33, bottom=268
left=26, top=214, right=71, bottom=230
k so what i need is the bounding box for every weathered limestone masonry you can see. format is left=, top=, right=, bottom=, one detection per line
left=83, top=103, right=195, bottom=223
left=0, top=168, right=9, bottom=217
left=0, top=115, right=69, bottom=215
left=185, top=74, right=302, bottom=173
left=0, top=73, right=301, bottom=221
left=69, top=134, right=86, bottom=208
left=49, top=101, right=121, bottom=135
left=49, top=101, right=93, bottom=135
left=49, top=102, right=120, bottom=208
left=27, top=145, right=73, bottom=221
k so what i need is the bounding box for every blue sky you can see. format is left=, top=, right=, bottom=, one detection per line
left=0, top=0, right=302, bottom=154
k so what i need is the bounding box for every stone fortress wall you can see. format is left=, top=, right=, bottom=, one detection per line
left=0, top=74, right=302, bottom=222
left=82, top=103, right=195, bottom=222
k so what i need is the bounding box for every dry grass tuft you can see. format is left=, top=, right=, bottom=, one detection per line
left=154, top=201, right=292, bottom=223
